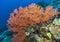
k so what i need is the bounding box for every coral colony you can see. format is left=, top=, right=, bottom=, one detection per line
left=7, top=3, right=60, bottom=42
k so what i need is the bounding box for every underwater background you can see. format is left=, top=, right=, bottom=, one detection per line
left=0, top=0, right=60, bottom=42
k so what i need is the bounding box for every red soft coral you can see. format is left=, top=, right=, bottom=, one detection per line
left=7, top=3, right=59, bottom=42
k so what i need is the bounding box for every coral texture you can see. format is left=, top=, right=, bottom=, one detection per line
left=49, top=18, right=60, bottom=39
left=7, top=3, right=59, bottom=42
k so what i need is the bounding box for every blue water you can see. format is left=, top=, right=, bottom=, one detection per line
left=0, top=0, right=51, bottom=28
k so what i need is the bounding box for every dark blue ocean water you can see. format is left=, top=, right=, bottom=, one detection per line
left=0, top=0, right=51, bottom=28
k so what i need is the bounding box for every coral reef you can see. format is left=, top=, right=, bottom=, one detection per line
left=49, top=0, right=60, bottom=10
left=7, top=3, right=59, bottom=42
left=0, top=30, right=13, bottom=42
left=48, top=18, right=60, bottom=39
left=38, top=0, right=60, bottom=11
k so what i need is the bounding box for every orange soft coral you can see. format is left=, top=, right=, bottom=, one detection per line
left=8, top=3, right=43, bottom=31
left=7, top=3, right=59, bottom=42
left=11, top=30, right=26, bottom=42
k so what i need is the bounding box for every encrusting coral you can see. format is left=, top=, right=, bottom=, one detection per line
left=7, top=3, right=59, bottom=42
